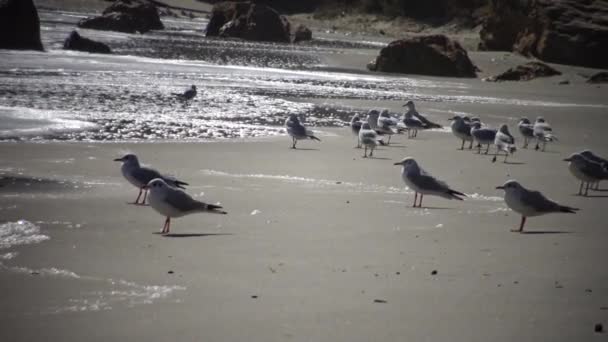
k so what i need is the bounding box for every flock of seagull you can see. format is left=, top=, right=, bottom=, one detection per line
left=114, top=87, right=607, bottom=234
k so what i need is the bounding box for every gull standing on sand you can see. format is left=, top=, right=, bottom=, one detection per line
left=376, top=110, right=398, bottom=144
left=448, top=115, right=473, bottom=150
left=492, top=124, right=517, bottom=163
left=518, top=118, right=535, bottom=148
left=496, top=180, right=578, bottom=233
left=359, top=122, right=381, bottom=158
left=563, top=153, right=608, bottom=196
left=533, top=117, right=557, bottom=151
left=173, top=85, right=197, bottom=100
left=402, top=101, right=441, bottom=138
left=145, top=178, right=227, bottom=234
left=394, top=157, right=465, bottom=207
left=470, top=122, right=497, bottom=154
left=285, top=114, right=321, bottom=149
left=350, top=114, right=363, bottom=148
left=580, top=150, right=608, bottom=189
left=114, top=154, right=188, bottom=205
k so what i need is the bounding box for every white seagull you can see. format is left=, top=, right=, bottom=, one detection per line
left=533, top=117, right=557, bottom=151
left=350, top=114, right=363, bottom=148
left=359, top=122, right=381, bottom=158
left=496, top=180, right=578, bottom=233
left=394, top=157, right=465, bottom=207
left=114, top=154, right=188, bottom=205
left=145, top=178, right=227, bottom=234
left=285, top=114, right=321, bottom=149
left=492, top=124, right=517, bottom=163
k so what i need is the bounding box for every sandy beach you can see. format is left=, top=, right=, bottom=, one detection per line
left=1, top=0, right=608, bottom=341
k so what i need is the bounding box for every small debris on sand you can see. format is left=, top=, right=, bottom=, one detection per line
left=594, top=323, right=603, bottom=333
left=168, top=270, right=174, bottom=274
left=374, top=299, right=387, bottom=304
left=431, top=270, right=438, bottom=275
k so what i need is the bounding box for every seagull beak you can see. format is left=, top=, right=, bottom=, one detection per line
left=113, top=158, right=123, bottom=162
left=563, top=157, right=572, bottom=162
left=393, top=162, right=402, bottom=166
left=495, top=186, right=505, bottom=190
left=447, top=118, right=454, bottom=121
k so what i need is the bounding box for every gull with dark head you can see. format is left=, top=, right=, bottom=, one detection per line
left=533, top=117, right=557, bottom=151
left=518, top=117, right=534, bottom=148
left=394, top=157, right=465, bottom=207
left=285, top=114, right=321, bottom=149
left=402, top=101, right=441, bottom=138
left=350, top=114, right=363, bottom=148
left=145, top=178, right=227, bottom=234
left=492, top=124, right=517, bottom=163
left=563, top=153, right=608, bottom=196
left=496, top=180, right=578, bottom=233
left=172, top=85, right=197, bottom=100
left=114, top=154, right=188, bottom=205
left=448, top=115, right=473, bottom=150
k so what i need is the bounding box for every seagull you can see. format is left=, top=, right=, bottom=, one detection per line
left=402, top=111, right=425, bottom=138
left=470, top=122, right=497, bottom=154
left=402, top=101, right=441, bottom=138
left=145, top=178, right=227, bottom=234
left=448, top=115, right=473, bottom=150
left=394, top=157, right=465, bottom=207
left=285, top=114, right=321, bottom=149
left=359, top=122, right=381, bottom=158
left=518, top=118, right=534, bottom=148
left=563, top=153, right=608, bottom=196
left=376, top=110, right=398, bottom=144
left=172, top=85, right=197, bottom=100
left=580, top=150, right=608, bottom=189
left=533, top=117, right=557, bottom=151
left=492, top=124, right=517, bottom=163
left=114, top=154, right=188, bottom=205
left=496, top=180, right=578, bottom=233
left=350, top=114, right=363, bottom=148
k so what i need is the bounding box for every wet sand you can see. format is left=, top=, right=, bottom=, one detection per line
left=1, top=119, right=608, bottom=341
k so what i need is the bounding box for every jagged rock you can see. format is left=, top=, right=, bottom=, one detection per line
left=587, top=71, right=608, bottom=84
left=293, top=24, right=312, bottom=43
left=368, top=35, right=478, bottom=78
left=479, top=0, right=608, bottom=69
left=78, top=0, right=164, bottom=34
left=484, top=62, right=561, bottom=82
left=206, top=1, right=291, bottom=43
left=0, top=0, right=43, bottom=51
left=63, top=31, right=111, bottom=54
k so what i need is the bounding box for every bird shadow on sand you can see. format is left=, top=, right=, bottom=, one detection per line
left=520, top=230, right=572, bottom=235
left=582, top=194, right=608, bottom=198
left=384, top=144, right=407, bottom=148
left=365, top=156, right=391, bottom=160
left=412, top=206, right=454, bottom=210
left=154, top=232, right=233, bottom=238
left=502, top=161, right=526, bottom=165
left=291, top=148, right=320, bottom=151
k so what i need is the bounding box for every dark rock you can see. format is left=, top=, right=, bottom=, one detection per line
left=479, top=0, right=608, bottom=69
left=485, top=62, right=561, bottom=82
left=78, top=0, right=164, bottom=34
left=595, top=323, right=603, bottom=333
left=206, top=1, right=291, bottom=43
left=368, top=35, right=478, bottom=78
left=0, top=0, right=43, bottom=51
left=63, top=31, right=112, bottom=54
left=431, top=270, right=438, bottom=275
left=587, top=71, right=608, bottom=84
left=167, top=270, right=174, bottom=274
left=293, top=24, right=312, bottom=43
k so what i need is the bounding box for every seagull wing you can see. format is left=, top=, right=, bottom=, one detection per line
left=132, top=167, right=162, bottom=185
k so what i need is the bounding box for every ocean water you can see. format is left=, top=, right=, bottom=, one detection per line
left=2, top=10, right=606, bottom=142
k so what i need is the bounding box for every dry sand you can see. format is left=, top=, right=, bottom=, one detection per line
left=1, top=117, right=607, bottom=341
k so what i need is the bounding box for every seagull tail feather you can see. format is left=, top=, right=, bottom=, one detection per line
left=559, top=205, right=579, bottom=214
left=309, top=135, right=321, bottom=141
left=448, top=189, right=466, bottom=200
left=204, top=203, right=228, bottom=214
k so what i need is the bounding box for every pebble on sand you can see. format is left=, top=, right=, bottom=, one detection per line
left=594, top=323, right=603, bottom=333
left=431, top=270, right=438, bottom=275
left=374, top=299, right=387, bottom=304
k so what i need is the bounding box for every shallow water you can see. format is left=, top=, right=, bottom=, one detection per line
left=1, top=9, right=606, bottom=142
